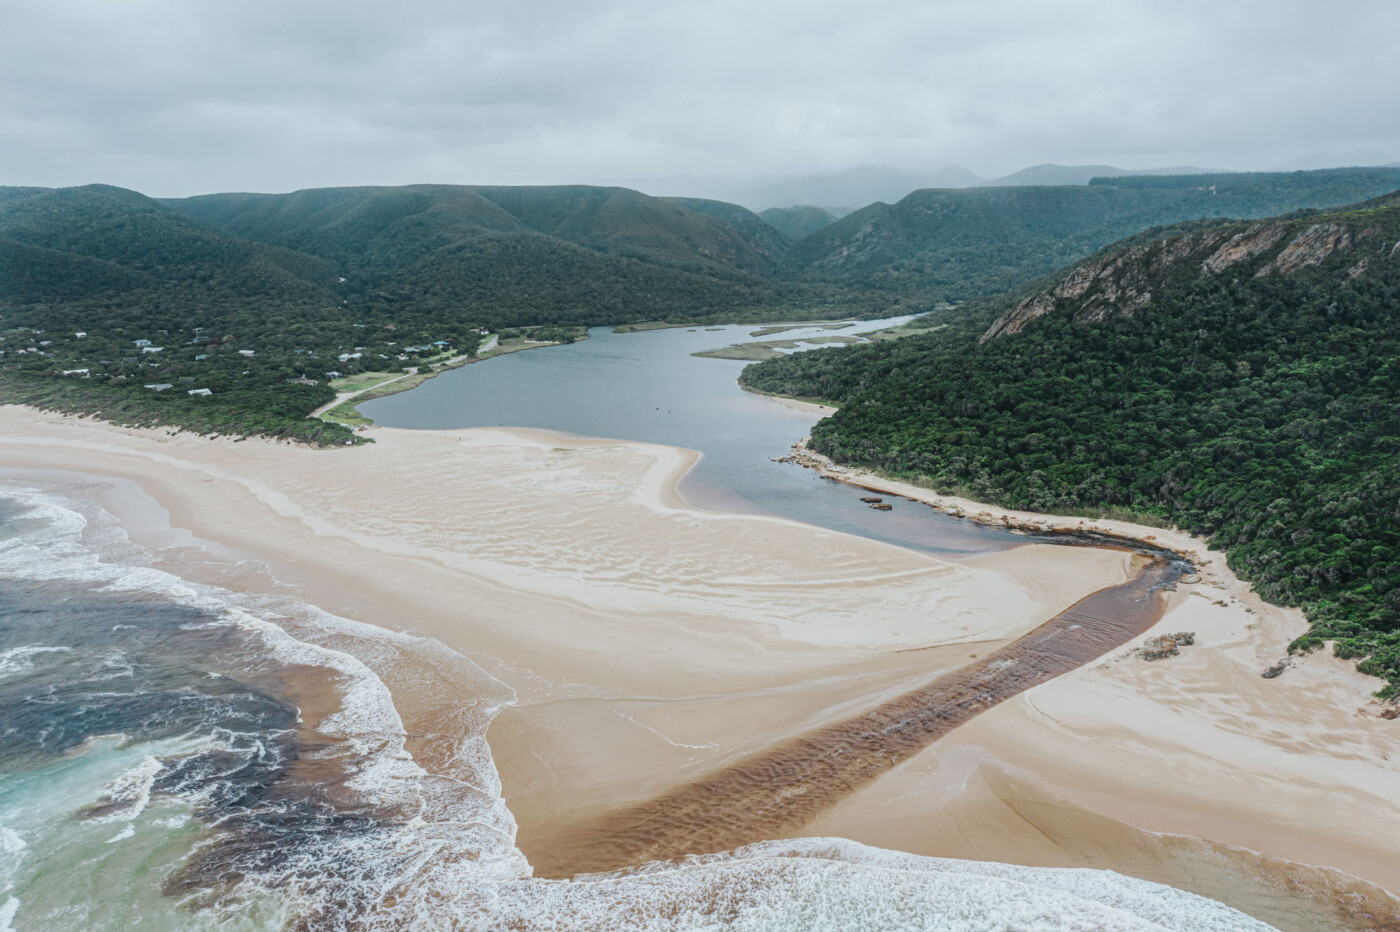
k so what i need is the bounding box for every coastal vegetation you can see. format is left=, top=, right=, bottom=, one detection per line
left=5, top=168, right=1400, bottom=444
left=743, top=194, right=1400, bottom=692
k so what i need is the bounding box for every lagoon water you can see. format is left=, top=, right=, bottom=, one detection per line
left=361, top=319, right=1022, bottom=556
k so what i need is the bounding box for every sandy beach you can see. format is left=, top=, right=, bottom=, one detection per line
left=1, top=406, right=1397, bottom=927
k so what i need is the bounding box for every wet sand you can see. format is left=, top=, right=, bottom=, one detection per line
left=2, top=406, right=1398, bottom=928
left=533, top=555, right=1181, bottom=877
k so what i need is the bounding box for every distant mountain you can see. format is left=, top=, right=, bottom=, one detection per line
left=985, top=163, right=1217, bottom=186
left=744, top=190, right=1400, bottom=692
left=784, top=167, right=1400, bottom=303
left=985, top=164, right=1126, bottom=186
left=735, top=165, right=983, bottom=212
left=759, top=206, right=839, bottom=241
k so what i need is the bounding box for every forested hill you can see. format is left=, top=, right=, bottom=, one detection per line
left=172, top=185, right=787, bottom=276
left=164, top=184, right=825, bottom=327
left=742, top=194, right=1400, bottom=692
left=784, top=167, right=1400, bottom=305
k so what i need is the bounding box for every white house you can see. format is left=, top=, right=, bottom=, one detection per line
left=145, top=383, right=173, bottom=391
left=134, top=339, right=152, bottom=347
left=187, top=388, right=213, bottom=396
left=141, top=346, right=164, bottom=354
left=238, top=349, right=255, bottom=357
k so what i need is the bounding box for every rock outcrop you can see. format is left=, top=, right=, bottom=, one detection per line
left=1254, top=223, right=1351, bottom=276
left=1199, top=222, right=1289, bottom=275
left=1136, top=631, right=1195, bottom=661
left=982, top=215, right=1363, bottom=343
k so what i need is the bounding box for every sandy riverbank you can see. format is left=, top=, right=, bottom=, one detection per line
left=1, top=407, right=1397, bottom=927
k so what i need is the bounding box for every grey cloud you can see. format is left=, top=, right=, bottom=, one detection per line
left=2, top=0, right=1398, bottom=198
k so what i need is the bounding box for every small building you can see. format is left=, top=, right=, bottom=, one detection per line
left=324, top=370, right=341, bottom=379
left=134, top=339, right=152, bottom=347
left=141, top=346, right=164, bottom=354
left=194, top=354, right=209, bottom=361
left=62, top=368, right=89, bottom=376
left=285, top=377, right=319, bottom=386
left=74, top=332, right=87, bottom=338
left=145, top=383, right=174, bottom=391
left=238, top=349, right=255, bottom=357
left=187, top=388, right=213, bottom=396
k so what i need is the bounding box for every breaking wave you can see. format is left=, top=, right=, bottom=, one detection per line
left=0, top=483, right=1275, bottom=930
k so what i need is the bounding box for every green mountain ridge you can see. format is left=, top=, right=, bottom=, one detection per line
left=170, top=184, right=786, bottom=276
left=984, top=163, right=1218, bottom=187
left=742, top=193, right=1400, bottom=691
left=785, top=167, right=1400, bottom=304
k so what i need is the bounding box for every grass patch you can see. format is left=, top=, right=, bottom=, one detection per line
left=613, top=321, right=688, bottom=333
left=693, top=339, right=804, bottom=361
left=802, top=335, right=860, bottom=345
left=328, top=371, right=406, bottom=394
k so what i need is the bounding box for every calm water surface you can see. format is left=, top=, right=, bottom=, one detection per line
left=361, top=319, right=1022, bottom=556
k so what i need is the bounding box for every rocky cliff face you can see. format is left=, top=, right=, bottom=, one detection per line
left=981, top=216, right=1377, bottom=342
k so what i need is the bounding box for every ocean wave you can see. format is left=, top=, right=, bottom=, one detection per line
left=0, top=645, right=72, bottom=680
left=0, top=484, right=1277, bottom=931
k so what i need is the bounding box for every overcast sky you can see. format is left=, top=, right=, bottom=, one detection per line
left=3, top=0, right=1398, bottom=200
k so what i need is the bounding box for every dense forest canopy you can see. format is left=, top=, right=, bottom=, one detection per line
left=743, top=194, right=1400, bottom=692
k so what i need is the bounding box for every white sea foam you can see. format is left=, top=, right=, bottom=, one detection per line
left=0, top=645, right=71, bottom=679
left=88, top=756, right=164, bottom=823
left=0, top=485, right=1280, bottom=931
left=104, top=824, right=135, bottom=844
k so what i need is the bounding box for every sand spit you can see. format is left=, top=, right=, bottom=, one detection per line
left=1, top=407, right=1398, bottom=929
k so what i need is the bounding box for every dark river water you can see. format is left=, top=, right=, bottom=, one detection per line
left=360, top=319, right=1023, bottom=556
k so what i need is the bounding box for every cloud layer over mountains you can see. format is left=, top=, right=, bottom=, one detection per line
left=3, top=0, right=1398, bottom=198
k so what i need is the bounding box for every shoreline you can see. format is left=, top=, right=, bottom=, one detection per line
left=739, top=385, right=839, bottom=417
left=782, top=437, right=1276, bottom=605
left=318, top=329, right=586, bottom=427
left=1, top=406, right=1398, bottom=925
